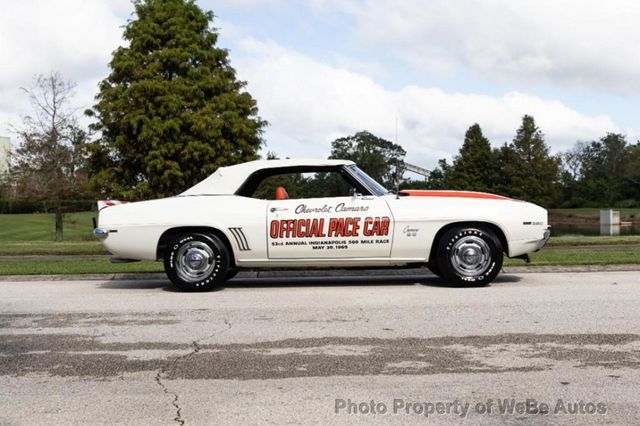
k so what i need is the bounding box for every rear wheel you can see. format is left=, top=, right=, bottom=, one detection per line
left=435, top=226, right=503, bottom=286
left=163, top=233, right=229, bottom=291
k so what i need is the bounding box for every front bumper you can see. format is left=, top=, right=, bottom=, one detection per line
left=508, top=226, right=551, bottom=258
left=534, top=226, right=552, bottom=252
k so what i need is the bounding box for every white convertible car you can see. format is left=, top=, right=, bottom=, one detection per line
left=94, top=159, right=550, bottom=291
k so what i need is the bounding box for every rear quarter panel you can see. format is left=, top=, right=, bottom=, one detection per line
left=98, top=196, right=268, bottom=261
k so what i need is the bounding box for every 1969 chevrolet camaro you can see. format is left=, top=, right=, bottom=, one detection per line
left=94, top=159, right=550, bottom=291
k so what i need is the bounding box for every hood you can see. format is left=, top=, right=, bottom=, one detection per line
left=399, top=189, right=511, bottom=200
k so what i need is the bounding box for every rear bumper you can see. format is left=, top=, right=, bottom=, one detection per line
left=93, top=227, right=109, bottom=240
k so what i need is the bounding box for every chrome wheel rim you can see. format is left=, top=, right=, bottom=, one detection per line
left=450, top=236, right=492, bottom=277
left=175, top=241, right=216, bottom=283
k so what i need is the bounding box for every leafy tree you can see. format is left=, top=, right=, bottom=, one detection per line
left=555, top=144, right=584, bottom=207
left=568, top=133, right=634, bottom=206
left=11, top=72, right=90, bottom=241
left=0, top=174, right=12, bottom=200
left=626, top=142, right=640, bottom=204
left=398, top=159, right=450, bottom=190
left=447, top=124, right=499, bottom=192
left=500, top=115, right=561, bottom=206
left=328, top=130, right=406, bottom=188
left=87, top=0, right=266, bottom=199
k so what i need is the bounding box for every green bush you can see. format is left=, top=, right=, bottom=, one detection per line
left=617, top=199, right=640, bottom=209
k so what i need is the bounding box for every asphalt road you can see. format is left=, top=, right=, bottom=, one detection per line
left=1, top=271, right=639, bottom=425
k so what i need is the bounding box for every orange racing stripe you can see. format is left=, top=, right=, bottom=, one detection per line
left=399, top=190, right=510, bottom=200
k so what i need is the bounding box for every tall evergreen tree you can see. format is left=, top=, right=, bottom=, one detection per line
left=447, top=124, right=498, bottom=192
left=493, top=144, right=516, bottom=196
left=87, top=0, right=266, bottom=199
left=501, top=115, right=561, bottom=206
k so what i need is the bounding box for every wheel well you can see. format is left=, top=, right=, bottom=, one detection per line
left=156, top=226, right=236, bottom=267
left=428, top=221, right=508, bottom=263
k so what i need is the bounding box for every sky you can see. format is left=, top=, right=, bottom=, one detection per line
left=1, top=0, right=639, bottom=168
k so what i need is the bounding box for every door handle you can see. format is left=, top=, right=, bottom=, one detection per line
left=270, top=207, right=289, bottom=213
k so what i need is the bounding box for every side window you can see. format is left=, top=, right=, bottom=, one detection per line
left=251, top=171, right=357, bottom=200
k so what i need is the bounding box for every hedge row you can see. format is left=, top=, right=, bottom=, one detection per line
left=0, top=200, right=95, bottom=214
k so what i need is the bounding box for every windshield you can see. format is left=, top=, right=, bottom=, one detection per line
left=346, top=165, right=389, bottom=196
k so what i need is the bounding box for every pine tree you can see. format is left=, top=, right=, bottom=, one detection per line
left=447, top=124, right=498, bottom=192
left=87, top=0, right=266, bottom=199
left=502, top=115, right=560, bottom=206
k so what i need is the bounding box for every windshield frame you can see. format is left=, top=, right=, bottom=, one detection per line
left=344, top=165, right=389, bottom=197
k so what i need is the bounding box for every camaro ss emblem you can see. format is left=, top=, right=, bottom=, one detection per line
left=403, top=226, right=419, bottom=237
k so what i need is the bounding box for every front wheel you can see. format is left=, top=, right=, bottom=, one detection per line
left=163, top=233, right=229, bottom=291
left=435, top=226, right=503, bottom=286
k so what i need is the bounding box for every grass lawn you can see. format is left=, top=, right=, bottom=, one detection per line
left=0, top=247, right=637, bottom=275
left=547, top=235, right=640, bottom=246
left=503, top=247, right=640, bottom=266
left=0, top=241, right=107, bottom=255
left=550, top=208, right=640, bottom=219
left=0, top=258, right=163, bottom=275
left=0, top=211, right=96, bottom=241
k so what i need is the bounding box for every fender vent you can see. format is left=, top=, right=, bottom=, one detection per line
left=229, top=227, right=251, bottom=251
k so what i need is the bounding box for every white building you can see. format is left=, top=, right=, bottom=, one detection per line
left=0, top=136, right=9, bottom=175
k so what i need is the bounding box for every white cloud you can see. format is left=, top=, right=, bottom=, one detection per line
left=233, top=38, right=621, bottom=167
left=207, top=0, right=280, bottom=9
left=0, top=0, right=128, bottom=136
left=326, top=0, right=640, bottom=93
left=0, top=0, right=630, bottom=168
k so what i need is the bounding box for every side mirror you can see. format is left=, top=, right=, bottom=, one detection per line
left=350, top=188, right=362, bottom=198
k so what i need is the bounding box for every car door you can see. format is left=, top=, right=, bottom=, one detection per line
left=267, top=195, right=394, bottom=259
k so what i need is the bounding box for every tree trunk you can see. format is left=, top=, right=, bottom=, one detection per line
left=55, top=203, right=63, bottom=242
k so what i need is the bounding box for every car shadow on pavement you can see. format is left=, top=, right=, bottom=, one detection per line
left=98, top=273, right=522, bottom=291
left=98, top=280, right=173, bottom=290
left=224, top=273, right=522, bottom=289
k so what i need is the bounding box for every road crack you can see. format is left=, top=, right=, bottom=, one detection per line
left=155, top=370, right=184, bottom=425
left=153, top=318, right=232, bottom=425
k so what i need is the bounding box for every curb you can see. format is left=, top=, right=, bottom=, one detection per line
left=504, top=264, right=640, bottom=273
left=1, top=264, right=639, bottom=282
